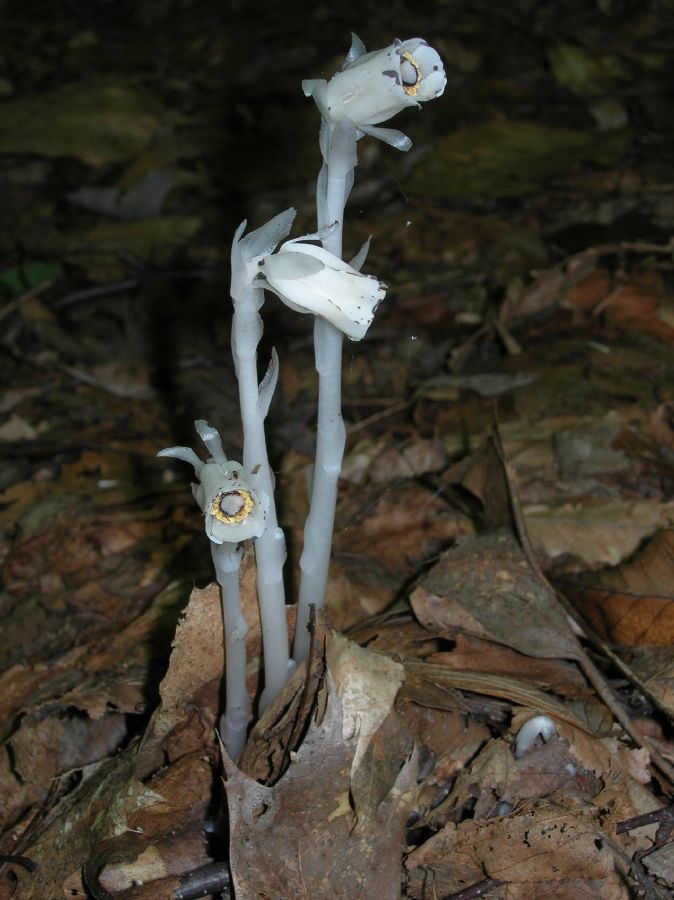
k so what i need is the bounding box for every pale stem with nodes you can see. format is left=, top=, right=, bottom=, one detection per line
left=158, top=420, right=264, bottom=758
left=293, top=121, right=355, bottom=663
left=212, top=541, right=248, bottom=758
left=230, top=210, right=298, bottom=708
left=293, top=35, right=446, bottom=662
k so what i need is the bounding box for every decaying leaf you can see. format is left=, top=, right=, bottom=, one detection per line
left=406, top=796, right=623, bottom=897
left=224, top=632, right=418, bottom=899
left=565, top=529, right=674, bottom=646
left=410, top=529, right=583, bottom=662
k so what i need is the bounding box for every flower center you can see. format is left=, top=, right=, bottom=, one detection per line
left=400, top=51, right=421, bottom=95
left=211, top=489, right=255, bottom=524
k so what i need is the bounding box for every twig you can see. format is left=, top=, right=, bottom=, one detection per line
left=0, top=273, right=58, bottom=323
left=0, top=855, right=37, bottom=872
left=346, top=398, right=412, bottom=435
left=175, top=861, right=231, bottom=899
left=442, top=877, right=505, bottom=899
left=54, top=278, right=139, bottom=307
left=616, top=806, right=674, bottom=836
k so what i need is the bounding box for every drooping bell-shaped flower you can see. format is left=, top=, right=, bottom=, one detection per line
left=303, top=36, right=446, bottom=149
left=257, top=233, right=386, bottom=341
left=158, top=420, right=266, bottom=544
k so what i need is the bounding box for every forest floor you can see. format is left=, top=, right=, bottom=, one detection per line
left=1, top=1, right=674, bottom=897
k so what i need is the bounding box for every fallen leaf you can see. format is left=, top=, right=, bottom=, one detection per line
left=410, top=529, right=583, bottom=662
left=564, top=529, right=674, bottom=646
left=225, top=632, right=418, bottom=900
left=406, top=796, right=618, bottom=894
left=427, top=633, right=590, bottom=698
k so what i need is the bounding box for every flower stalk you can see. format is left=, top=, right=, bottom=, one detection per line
left=293, top=35, right=446, bottom=662
left=230, top=210, right=298, bottom=708
left=292, top=123, right=354, bottom=663
left=212, top=541, right=247, bottom=758
left=158, top=421, right=263, bottom=758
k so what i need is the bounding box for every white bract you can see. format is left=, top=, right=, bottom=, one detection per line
left=303, top=37, right=446, bottom=135
left=258, top=239, right=386, bottom=341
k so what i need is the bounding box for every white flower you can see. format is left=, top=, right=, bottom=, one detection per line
left=158, top=421, right=266, bottom=544
left=258, top=237, right=386, bottom=341
left=192, top=459, right=265, bottom=543
left=303, top=37, right=446, bottom=135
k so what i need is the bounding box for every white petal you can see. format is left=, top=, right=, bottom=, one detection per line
left=261, top=246, right=385, bottom=341
left=358, top=124, right=412, bottom=151
left=302, top=79, right=329, bottom=120
left=263, top=250, right=324, bottom=281
left=274, top=240, right=355, bottom=272
left=309, top=38, right=446, bottom=129
left=325, top=45, right=412, bottom=126
left=410, top=45, right=446, bottom=100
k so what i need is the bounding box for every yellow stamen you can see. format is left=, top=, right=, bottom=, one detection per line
left=401, top=51, right=421, bottom=96
left=210, top=489, right=255, bottom=525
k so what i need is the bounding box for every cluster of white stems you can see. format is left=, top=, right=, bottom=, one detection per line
left=159, top=35, right=446, bottom=758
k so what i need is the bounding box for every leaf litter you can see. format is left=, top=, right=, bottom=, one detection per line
left=2, top=2, right=674, bottom=898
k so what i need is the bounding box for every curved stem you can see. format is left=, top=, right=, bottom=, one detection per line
left=212, top=542, right=248, bottom=759
left=293, top=122, right=356, bottom=662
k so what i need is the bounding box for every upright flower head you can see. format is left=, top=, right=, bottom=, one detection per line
left=303, top=35, right=446, bottom=146
left=158, top=421, right=265, bottom=544
left=257, top=232, right=386, bottom=341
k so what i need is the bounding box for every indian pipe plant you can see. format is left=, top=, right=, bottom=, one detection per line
left=159, top=34, right=446, bottom=759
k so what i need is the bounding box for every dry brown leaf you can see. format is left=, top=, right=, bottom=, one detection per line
left=348, top=610, right=443, bottom=660
left=410, top=529, right=583, bottom=661
left=335, top=480, right=469, bottom=577
left=429, top=733, right=592, bottom=827
left=398, top=699, right=490, bottom=782
left=10, top=584, right=227, bottom=897
left=341, top=434, right=447, bottom=485
left=427, top=633, right=590, bottom=697
left=8, top=748, right=159, bottom=899
left=618, top=645, right=674, bottom=720
left=602, top=275, right=674, bottom=343
left=136, top=582, right=224, bottom=773
left=403, top=661, right=610, bottom=735
left=325, top=560, right=397, bottom=631
left=95, top=753, right=213, bottom=896
left=526, top=499, right=674, bottom=568
left=225, top=633, right=418, bottom=900
left=406, top=796, right=617, bottom=893
left=565, top=529, right=674, bottom=646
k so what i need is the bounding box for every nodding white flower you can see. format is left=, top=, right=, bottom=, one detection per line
left=303, top=36, right=446, bottom=139
left=257, top=236, right=386, bottom=341
left=158, top=421, right=266, bottom=544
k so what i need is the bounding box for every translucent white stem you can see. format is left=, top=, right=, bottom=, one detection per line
left=293, top=122, right=356, bottom=663
left=212, top=541, right=248, bottom=759
left=232, top=285, right=292, bottom=708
